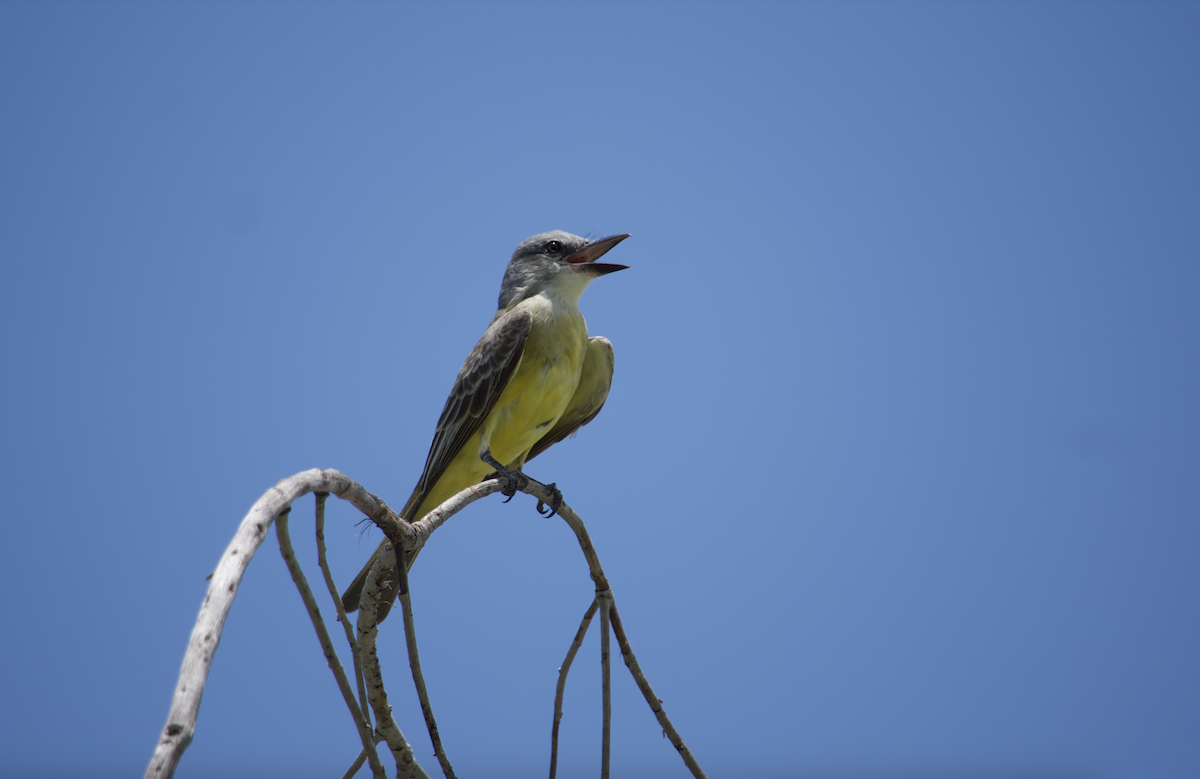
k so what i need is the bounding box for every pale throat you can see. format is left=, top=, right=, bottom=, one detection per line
left=522, top=278, right=590, bottom=325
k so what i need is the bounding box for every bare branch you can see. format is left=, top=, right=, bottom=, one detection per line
left=147, top=468, right=709, bottom=779
left=404, top=480, right=504, bottom=552
left=145, top=469, right=417, bottom=779
left=515, top=479, right=609, bottom=594
left=357, top=549, right=431, bottom=779
left=549, top=599, right=599, bottom=779
left=341, top=731, right=391, bottom=779
left=396, top=569, right=457, bottom=779
left=340, top=748, right=369, bottom=779
left=146, top=468, right=353, bottom=779
left=314, top=491, right=371, bottom=725
left=276, top=507, right=386, bottom=778
left=609, top=604, right=708, bottom=779
left=515, top=478, right=709, bottom=779
left=599, top=591, right=613, bottom=779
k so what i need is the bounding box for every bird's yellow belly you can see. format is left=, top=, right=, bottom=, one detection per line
left=409, top=312, right=587, bottom=519
left=485, top=325, right=586, bottom=466
left=486, top=369, right=576, bottom=464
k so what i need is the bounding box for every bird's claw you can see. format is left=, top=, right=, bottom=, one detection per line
left=482, top=450, right=528, bottom=502
left=536, top=482, right=563, bottom=517
left=498, top=469, right=529, bottom=502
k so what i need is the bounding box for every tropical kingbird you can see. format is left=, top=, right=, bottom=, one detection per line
left=342, top=230, right=629, bottom=621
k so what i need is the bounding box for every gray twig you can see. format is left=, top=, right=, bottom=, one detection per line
left=516, top=478, right=709, bottom=779
left=275, top=507, right=386, bottom=778
left=340, top=748, right=369, bottom=779
left=146, top=468, right=708, bottom=779
left=396, top=563, right=457, bottom=779
left=340, top=731, right=390, bottom=779
left=314, top=491, right=372, bottom=729
left=599, top=590, right=613, bottom=779
left=549, top=598, right=599, bottom=779
left=610, top=604, right=708, bottom=779
left=357, top=545, right=431, bottom=779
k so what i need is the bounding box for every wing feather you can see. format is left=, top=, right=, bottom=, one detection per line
left=403, top=307, right=532, bottom=517
left=342, top=308, right=533, bottom=620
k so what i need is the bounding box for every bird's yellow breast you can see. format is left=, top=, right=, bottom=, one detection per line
left=483, top=300, right=589, bottom=466
left=406, top=297, right=589, bottom=521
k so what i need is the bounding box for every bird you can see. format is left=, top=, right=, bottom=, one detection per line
left=341, top=230, right=629, bottom=622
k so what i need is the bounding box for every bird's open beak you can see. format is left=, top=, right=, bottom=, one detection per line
left=565, top=233, right=630, bottom=276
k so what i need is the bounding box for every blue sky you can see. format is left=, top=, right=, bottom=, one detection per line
left=2, top=2, right=1198, bottom=778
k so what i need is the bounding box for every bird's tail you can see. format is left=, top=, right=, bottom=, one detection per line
left=341, top=538, right=423, bottom=623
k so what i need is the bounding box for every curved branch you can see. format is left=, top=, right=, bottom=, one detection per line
left=514, top=479, right=610, bottom=594
left=275, top=508, right=385, bottom=778
left=147, top=468, right=709, bottom=779
left=314, top=492, right=371, bottom=729
left=404, top=480, right=504, bottom=551
left=145, top=469, right=407, bottom=779
left=515, top=478, right=709, bottom=779
left=146, top=469, right=346, bottom=779
left=356, top=550, right=431, bottom=779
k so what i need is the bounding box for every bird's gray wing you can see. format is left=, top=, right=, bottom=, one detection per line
left=403, top=306, right=533, bottom=517
left=340, top=307, right=532, bottom=621
left=525, top=336, right=614, bottom=464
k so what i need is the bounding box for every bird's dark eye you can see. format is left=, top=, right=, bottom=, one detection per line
left=546, top=240, right=563, bottom=253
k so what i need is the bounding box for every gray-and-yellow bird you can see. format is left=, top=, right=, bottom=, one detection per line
left=342, top=230, right=629, bottom=621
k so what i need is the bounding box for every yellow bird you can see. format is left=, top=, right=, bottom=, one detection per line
left=342, top=231, right=629, bottom=621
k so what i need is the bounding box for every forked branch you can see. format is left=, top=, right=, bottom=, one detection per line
left=355, top=548, right=432, bottom=779
left=146, top=469, right=707, bottom=779
left=549, top=599, right=599, bottom=779
left=276, top=507, right=386, bottom=775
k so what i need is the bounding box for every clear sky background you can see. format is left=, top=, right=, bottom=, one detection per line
left=1, top=2, right=1197, bottom=778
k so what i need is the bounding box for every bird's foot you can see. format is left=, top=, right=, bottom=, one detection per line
left=537, top=482, right=563, bottom=517
left=482, top=450, right=529, bottom=503
left=498, top=468, right=529, bottom=502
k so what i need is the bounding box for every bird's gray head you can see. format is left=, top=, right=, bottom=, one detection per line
left=497, top=230, right=629, bottom=310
